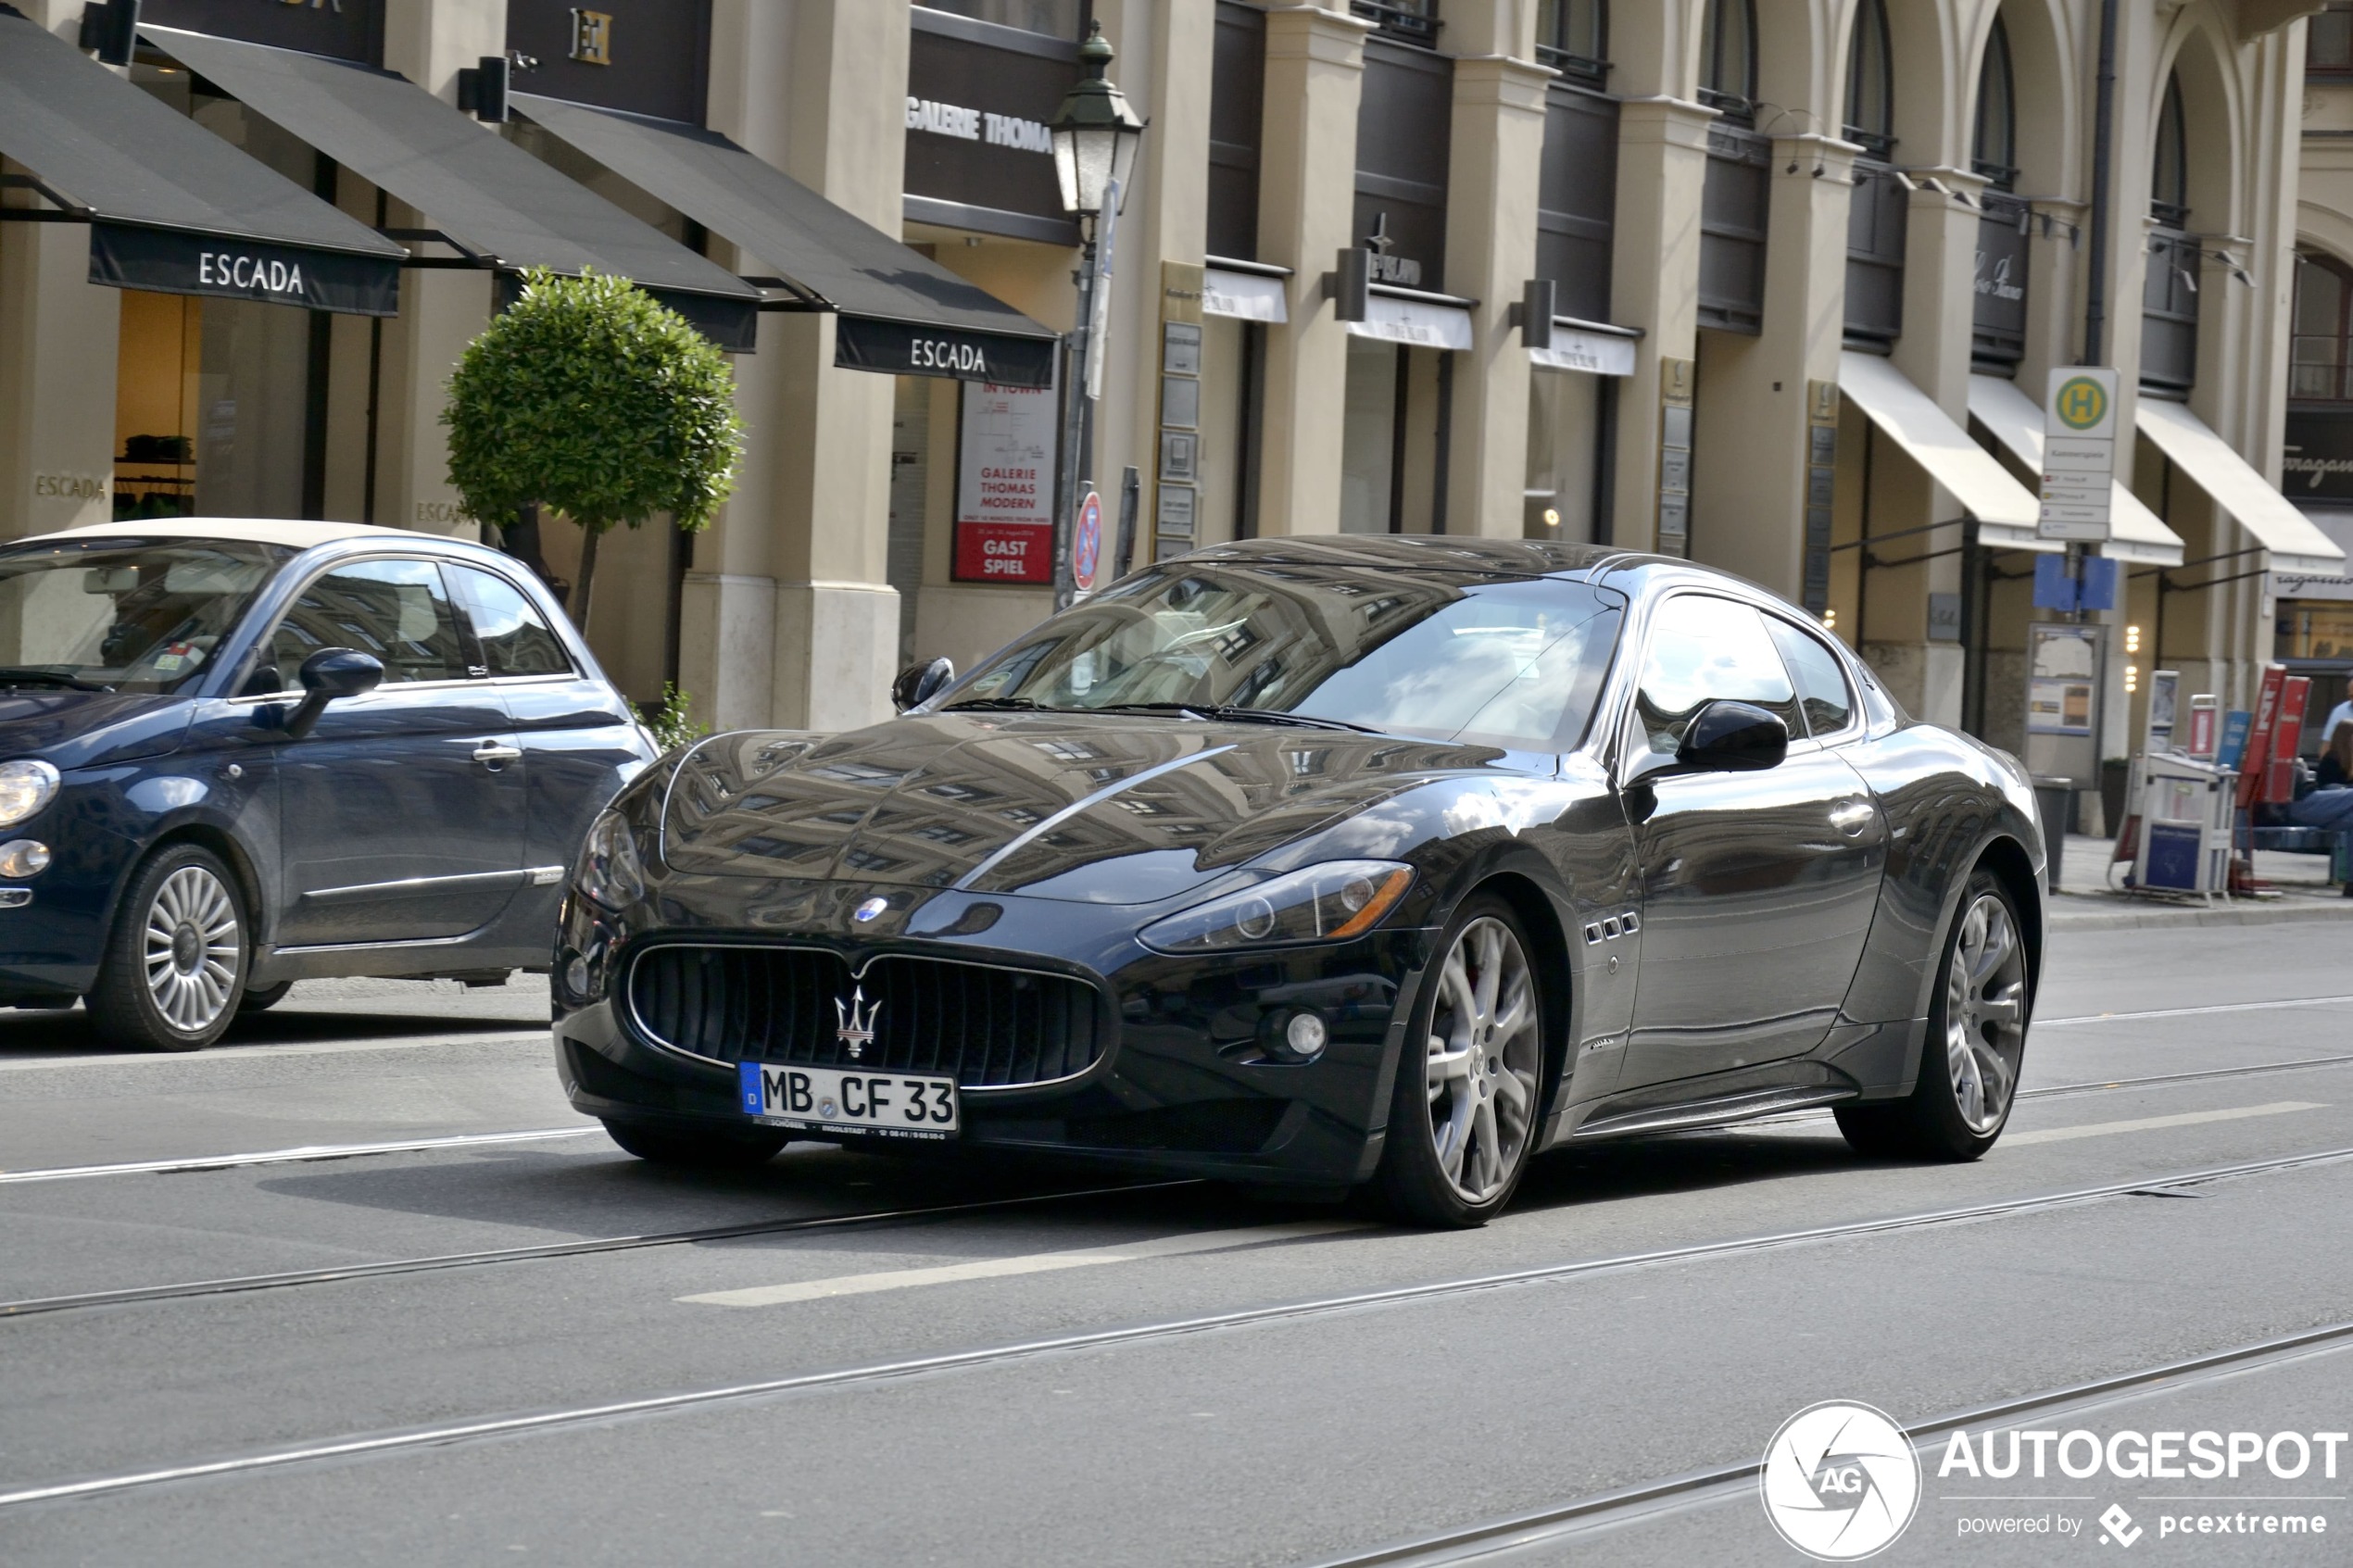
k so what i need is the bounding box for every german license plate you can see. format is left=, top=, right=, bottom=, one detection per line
left=738, top=1061, right=959, bottom=1140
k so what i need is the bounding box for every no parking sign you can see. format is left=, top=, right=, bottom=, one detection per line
left=1073, top=488, right=1102, bottom=596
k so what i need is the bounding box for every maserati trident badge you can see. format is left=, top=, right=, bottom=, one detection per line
left=835, top=985, right=879, bottom=1060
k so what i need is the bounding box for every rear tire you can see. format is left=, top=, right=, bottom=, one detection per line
left=601, top=1118, right=790, bottom=1169
left=1372, top=894, right=1548, bottom=1228
left=86, top=845, right=248, bottom=1053
left=1834, top=869, right=2031, bottom=1161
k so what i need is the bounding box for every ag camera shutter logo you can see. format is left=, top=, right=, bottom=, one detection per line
left=1760, top=1401, right=1921, bottom=1560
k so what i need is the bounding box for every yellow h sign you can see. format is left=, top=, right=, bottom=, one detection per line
left=2055, top=376, right=2108, bottom=432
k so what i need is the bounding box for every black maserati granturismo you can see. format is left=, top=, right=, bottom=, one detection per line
left=551, top=538, right=2044, bottom=1226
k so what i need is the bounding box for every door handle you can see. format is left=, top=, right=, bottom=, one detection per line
left=1829, top=800, right=1877, bottom=836
left=472, top=742, right=523, bottom=767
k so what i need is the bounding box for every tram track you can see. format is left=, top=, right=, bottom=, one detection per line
left=1304, top=1317, right=2353, bottom=1565
left=5, top=1141, right=2351, bottom=1512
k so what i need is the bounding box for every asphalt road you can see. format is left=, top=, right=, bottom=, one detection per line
left=3, top=926, right=2351, bottom=1565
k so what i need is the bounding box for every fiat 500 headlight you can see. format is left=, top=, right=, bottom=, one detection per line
left=1139, top=859, right=1415, bottom=954
left=0, top=760, right=59, bottom=828
left=573, top=809, right=647, bottom=911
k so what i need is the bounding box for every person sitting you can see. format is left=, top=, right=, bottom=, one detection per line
left=2291, top=724, right=2353, bottom=832
left=2320, top=723, right=2353, bottom=792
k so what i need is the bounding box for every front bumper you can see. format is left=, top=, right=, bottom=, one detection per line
left=551, top=918, right=1431, bottom=1185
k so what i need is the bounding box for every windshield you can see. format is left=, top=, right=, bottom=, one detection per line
left=0, top=537, right=290, bottom=694
left=950, top=566, right=1624, bottom=750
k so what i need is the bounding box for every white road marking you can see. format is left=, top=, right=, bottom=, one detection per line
left=0, top=1126, right=597, bottom=1184
left=2005, top=1101, right=2327, bottom=1147
left=678, top=1220, right=1370, bottom=1308
left=2040, top=996, right=2353, bottom=1028
left=0, top=1029, right=543, bottom=1072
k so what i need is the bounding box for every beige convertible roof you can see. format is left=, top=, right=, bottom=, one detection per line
left=29, top=518, right=424, bottom=550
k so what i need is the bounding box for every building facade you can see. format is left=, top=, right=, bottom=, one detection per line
left=2, top=0, right=2338, bottom=829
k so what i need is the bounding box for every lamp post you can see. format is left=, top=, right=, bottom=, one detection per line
left=1048, top=20, right=1145, bottom=608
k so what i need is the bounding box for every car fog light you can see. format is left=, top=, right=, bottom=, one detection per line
left=562, top=951, right=591, bottom=999
left=1283, top=1010, right=1328, bottom=1060
left=0, top=840, right=49, bottom=878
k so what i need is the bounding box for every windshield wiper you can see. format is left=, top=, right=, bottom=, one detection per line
left=941, top=696, right=1051, bottom=712
left=1090, top=702, right=1384, bottom=735
left=0, top=667, right=109, bottom=693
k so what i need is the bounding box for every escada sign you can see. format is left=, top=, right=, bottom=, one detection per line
left=90, top=222, right=401, bottom=317
left=835, top=315, right=1055, bottom=389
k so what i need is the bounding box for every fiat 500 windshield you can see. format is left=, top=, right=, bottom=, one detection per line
left=946, top=567, right=1624, bottom=750
left=0, top=538, right=291, bottom=694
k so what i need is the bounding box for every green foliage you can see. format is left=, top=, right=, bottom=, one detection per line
left=629, top=682, right=711, bottom=755
left=442, top=267, right=743, bottom=541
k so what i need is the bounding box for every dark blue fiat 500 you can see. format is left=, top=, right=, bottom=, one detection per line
left=0, top=520, right=656, bottom=1050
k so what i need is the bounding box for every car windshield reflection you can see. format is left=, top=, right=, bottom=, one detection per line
left=950, top=568, right=1625, bottom=751
left=0, top=537, right=292, bottom=695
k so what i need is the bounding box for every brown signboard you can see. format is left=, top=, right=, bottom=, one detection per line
left=904, top=10, right=1076, bottom=241
left=2285, top=408, right=2353, bottom=504
left=507, top=0, right=710, bottom=125
left=141, top=0, right=382, bottom=63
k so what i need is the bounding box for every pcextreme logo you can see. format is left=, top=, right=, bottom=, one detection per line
left=1761, top=1401, right=1922, bottom=1561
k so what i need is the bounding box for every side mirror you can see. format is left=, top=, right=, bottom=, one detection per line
left=1673, top=699, right=1789, bottom=773
left=891, top=657, right=954, bottom=713
left=283, top=647, right=384, bottom=738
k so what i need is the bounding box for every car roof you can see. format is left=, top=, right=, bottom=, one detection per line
left=26, top=518, right=427, bottom=550
left=1181, top=535, right=1665, bottom=578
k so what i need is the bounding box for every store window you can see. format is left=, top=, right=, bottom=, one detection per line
left=920, top=0, right=1083, bottom=40
left=1341, top=338, right=1400, bottom=535
left=114, top=69, right=327, bottom=522
left=1525, top=370, right=1603, bottom=542
left=2310, top=4, right=2353, bottom=76
left=1699, top=0, right=1756, bottom=122
left=1842, top=0, right=1894, bottom=157
left=1972, top=15, right=2017, bottom=188
left=2143, top=73, right=2198, bottom=396
left=1535, top=0, right=1606, bottom=87
left=1351, top=1, right=1439, bottom=49
left=2294, top=253, right=2353, bottom=402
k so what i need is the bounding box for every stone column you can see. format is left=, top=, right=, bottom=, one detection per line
left=1252, top=4, right=1372, bottom=537
left=1441, top=18, right=1551, bottom=540
left=373, top=0, right=506, bottom=539
left=0, top=2, right=120, bottom=541
left=694, top=0, right=910, bottom=734
left=1605, top=97, right=1712, bottom=550
left=1690, top=135, right=1856, bottom=601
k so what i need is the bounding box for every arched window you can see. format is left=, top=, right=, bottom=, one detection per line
left=1843, top=0, right=1894, bottom=157
left=1971, top=15, right=2017, bottom=188
left=2152, top=72, right=2189, bottom=227
left=2294, top=253, right=2353, bottom=402
left=1536, top=0, right=1607, bottom=86
left=1700, top=0, right=1756, bottom=122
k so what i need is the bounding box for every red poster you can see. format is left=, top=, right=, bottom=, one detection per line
left=954, top=521, right=1053, bottom=583
left=2238, top=665, right=2284, bottom=809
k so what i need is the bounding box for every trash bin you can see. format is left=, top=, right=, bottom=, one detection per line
left=2031, top=776, right=2073, bottom=893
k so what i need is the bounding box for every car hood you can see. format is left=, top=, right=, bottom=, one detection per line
left=0, top=688, right=190, bottom=770
left=659, top=713, right=1512, bottom=905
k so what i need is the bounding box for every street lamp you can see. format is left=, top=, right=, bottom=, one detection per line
left=1047, top=21, right=1145, bottom=608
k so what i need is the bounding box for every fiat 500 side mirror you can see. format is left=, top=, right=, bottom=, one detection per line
left=892, top=657, right=955, bottom=713
left=1673, top=699, right=1789, bottom=773
left=283, top=647, right=384, bottom=739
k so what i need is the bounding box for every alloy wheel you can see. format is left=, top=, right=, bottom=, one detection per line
left=1944, top=891, right=2028, bottom=1134
left=1422, top=916, right=1541, bottom=1203
left=143, top=865, right=241, bottom=1035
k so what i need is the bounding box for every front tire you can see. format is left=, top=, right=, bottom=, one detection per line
left=1373, top=895, right=1547, bottom=1227
left=602, top=1118, right=791, bottom=1169
left=1835, top=869, right=2031, bottom=1160
left=238, top=981, right=294, bottom=1014
left=86, top=845, right=248, bottom=1052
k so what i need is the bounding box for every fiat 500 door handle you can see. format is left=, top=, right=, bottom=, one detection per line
left=472, top=741, right=523, bottom=767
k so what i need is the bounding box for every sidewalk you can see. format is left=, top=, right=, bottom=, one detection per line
left=2046, top=832, right=2353, bottom=931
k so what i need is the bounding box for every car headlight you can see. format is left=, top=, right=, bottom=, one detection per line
left=574, top=809, right=647, bottom=911
left=1139, top=860, right=1415, bottom=955
left=0, top=760, right=58, bottom=828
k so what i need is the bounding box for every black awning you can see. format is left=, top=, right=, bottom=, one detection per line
left=0, top=5, right=402, bottom=315
left=510, top=92, right=1059, bottom=388
left=140, top=26, right=761, bottom=351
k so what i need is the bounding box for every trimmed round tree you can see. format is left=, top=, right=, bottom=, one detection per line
left=443, top=268, right=742, bottom=629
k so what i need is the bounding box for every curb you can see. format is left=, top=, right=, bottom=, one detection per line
left=2048, top=895, right=2353, bottom=933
